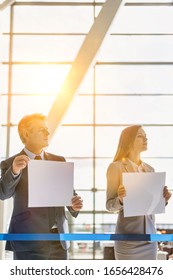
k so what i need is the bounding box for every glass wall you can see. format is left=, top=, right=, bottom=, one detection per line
left=1, top=0, right=173, bottom=259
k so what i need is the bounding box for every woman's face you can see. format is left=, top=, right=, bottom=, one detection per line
left=132, top=127, right=148, bottom=153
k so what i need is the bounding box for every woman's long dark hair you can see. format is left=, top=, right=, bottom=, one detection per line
left=113, top=125, right=141, bottom=162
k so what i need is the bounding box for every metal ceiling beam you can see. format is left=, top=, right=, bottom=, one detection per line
left=47, top=0, right=124, bottom=138
left=0, top=0, right=15, bottom=10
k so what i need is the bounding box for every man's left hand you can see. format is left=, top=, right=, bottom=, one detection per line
left=163, top=186, right=172, bottom=203
left=71, top=195, right=83, bottom=211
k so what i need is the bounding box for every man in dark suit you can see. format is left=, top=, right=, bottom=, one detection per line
left=0, top=113, right=83, bottom=260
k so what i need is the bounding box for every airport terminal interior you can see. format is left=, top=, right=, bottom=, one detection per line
left=0, top=0, right=173, bottom=259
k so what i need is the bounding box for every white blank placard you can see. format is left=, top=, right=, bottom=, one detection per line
left=28, top=160, right=74, bottom=207
left=123, top=172, right=166, bottom=217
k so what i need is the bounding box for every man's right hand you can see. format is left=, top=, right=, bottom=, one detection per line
left=12, top=155, right=30, bottom=175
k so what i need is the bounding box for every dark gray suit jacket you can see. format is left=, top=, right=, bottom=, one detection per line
left=0, top=150, right=79, bottom=254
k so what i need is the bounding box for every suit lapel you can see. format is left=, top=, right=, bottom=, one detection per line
left=122, top=158, right=136, bottom=172
left=122, top=158, right=153, bottom=173
left=44, top=152, right=48, bottom=160
left=142, top=162, right=153, bottom=172
left=19, top=149, right=27, bottom=156
left=44, top=152, right=52, bottom=160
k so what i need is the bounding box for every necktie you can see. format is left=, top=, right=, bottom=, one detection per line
left=34, top=155, right=42, bottom=160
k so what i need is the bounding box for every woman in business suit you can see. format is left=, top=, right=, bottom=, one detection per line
left=106, top=125, right=172, bottom=260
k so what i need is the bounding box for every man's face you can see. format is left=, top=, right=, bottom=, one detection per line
left=25, top=119, right=50, bottom=150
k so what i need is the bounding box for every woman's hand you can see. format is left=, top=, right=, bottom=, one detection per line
left=117, top=185, right=126, bottom=204
left=163, top=186, right=172, bottom=203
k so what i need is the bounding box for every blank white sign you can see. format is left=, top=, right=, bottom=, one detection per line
left=28, top=160, right=74, bottom=207
left=123, top=172, right=166, bottom=217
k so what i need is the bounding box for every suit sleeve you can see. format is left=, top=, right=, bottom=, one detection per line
left=106, top=162, right=123, bottom=212
left=0, top=160, right=21, bottom=200
left=67, top=206, right=79, bottom=218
